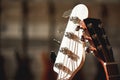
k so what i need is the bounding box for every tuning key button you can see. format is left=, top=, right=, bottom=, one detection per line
left=92, top=34, right=97, bottom=39
left=97, top=45, right=102, bottom=50
left=85, top=47, right=95, bottom=54
left=87, top=23, right=93, bottom=29
left=102, top=35, right=107, bottom=39
left=98, top=23, right=103, bottom=28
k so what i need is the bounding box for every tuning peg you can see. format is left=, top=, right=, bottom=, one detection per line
left=84, top=35, right=92, bottom=40
left=70, top=16, right=81, bottom=24
left=85, top=47, right=91, bottom=54
left=81, top=34, right=92, bottom=42
left=50, top=51, right=57, bottom=63
left=62, top=9, right=72, bottom=18
left=102, top=34, right=107, bottom=39
left=97, top=45, right=102, bottom=50
left=85, top=46, right=96, bottom=54
left=92, top=34, right=97, bottom=39
left=98, top=23, right=103, bottom=28
left=87, top=23, right=93, bottom=29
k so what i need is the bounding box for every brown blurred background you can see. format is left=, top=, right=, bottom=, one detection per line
left=0, top=0, right=120, bottom=80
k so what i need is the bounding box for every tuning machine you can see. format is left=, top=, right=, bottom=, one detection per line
left=82, top=35, right=96, bottom=54
left=70, top=16, right=81, bottom=24
left=81, top=33, right=92, bottom=42
left=85, top=44, right=96, bottom=54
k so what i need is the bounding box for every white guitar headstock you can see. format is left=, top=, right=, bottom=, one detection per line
left=53, top=4, right=88, bottom=80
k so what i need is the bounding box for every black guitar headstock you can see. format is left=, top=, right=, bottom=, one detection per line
left=84, top=18, right=115, bottom=63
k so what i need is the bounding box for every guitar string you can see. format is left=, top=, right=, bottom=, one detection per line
left=72, top=30, right=78, bottom=71
left=70, top=31, right=74, bottom=72
left=59, top=35, right=73, bottom=80
left=61, top=38, right=70, bottom=79
left=73, top=41, right=77, bottom=69
left=75, top=30, right=80, bottom=67
left=57, top=36, right=69, bottom=80
left=72, top=37, right=76, bottom=71
left=57, top=26, right=83, bottom=79
left=74, top=41, right=77, bottom=71
left=62, top=30, right=78, bottom=79
left=62, top=34, right=75, bottom=79
left=62, top=38, right=72, bottom=79
left=71, top=30, right=80, bottom=75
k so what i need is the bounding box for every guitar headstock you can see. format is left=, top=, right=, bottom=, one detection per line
left=83, top=18, right=114, bottom=63
left=53, top=4, right=89, bottom=80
